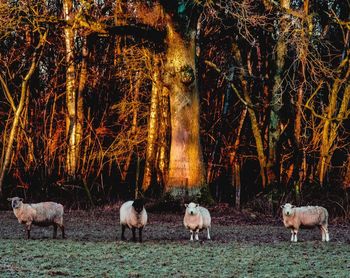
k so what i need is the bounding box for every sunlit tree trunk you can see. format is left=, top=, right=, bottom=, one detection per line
left=233, top=160, right=241, bottom=210
left=318, top=69, right=350, bottom=185
left=230, top=108, right=246, bottom=210
left=77, top=36, right=87, bottom=174
left=142, top=56, right=161, bottom=191
left=293, top=79, right=305, bottom=196
left=115, top=1, right=205, bottom=196
left=164, top=15, right=206, bottom=197
left=243, top=83, right=267, bottom=188
left=63, top=0, right=83, bottom=178
left=156, top=86, right=170, bottom=187
left=113, top=0, right=124, bottom=66
left=0, top=32, right=47, bottom=195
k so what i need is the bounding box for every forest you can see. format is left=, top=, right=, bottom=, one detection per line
left=1, top=1, right=350, bottom=277
left=0, top=0, right=349, bottom=215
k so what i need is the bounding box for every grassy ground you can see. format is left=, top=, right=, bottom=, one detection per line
left=1, top=208, right=349, bottom=277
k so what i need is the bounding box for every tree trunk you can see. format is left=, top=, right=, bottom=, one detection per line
left=267, top=0, right=289, bottom=185
left=63, top=0, right=83, bottom=179
left=293, top=0, right=309, bottom=197
left=230, top=108, right=246, bottom=209
left=233, top=160, right=241, bottom=210
left=318, top=76, right=350, bottom=185
left=243, top=83, right=268, bottom=188
left=164, top=16, right=206, bottom=197
left=231, top=43, right=268, bottom=188
left=156, top=86, right=170, bottom=187
left=142, top=56, right=161, bottom=191
left=343, top=154, right=350, bottom=189
left=77, top=36, right=87, bottom=175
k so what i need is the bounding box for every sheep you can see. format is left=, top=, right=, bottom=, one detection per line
left=281, top=203, right=329, bottom=242
left=183, top=202, right=211, bottom=241
left=7, top=197, right=65, bottom=239
left=119, top=199, right=148, bottom=242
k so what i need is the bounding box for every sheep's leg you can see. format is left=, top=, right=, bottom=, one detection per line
left=190, top=230, right=194, bottom=241
left=132, top=227, right=136, bottom=242
left=195, top=229, right=199, bottom=241
left=290, top=229, right=298, bottom=242
left=53, top=224, right=58, bottom=239
left=290, top=230, right=294, bottom=242
left=325, top=229, right=330, bottom=242
left=207, top=228, right=211, bottom=240
left=293, top=230, right=298, bottom=242
left=60, top=225, right=65, bottom=239
left=26, top=223, right=32, bottom=239
left=121, top=225, right=126, bottom=241
left=138, top=227, right=143, bottom=243
left=320, top=226, right=325, bottom=241
left=321, top=225, right=329, bottom=242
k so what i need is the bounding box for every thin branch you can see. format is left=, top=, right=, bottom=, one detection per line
left=204, top=60, right=251, bottom=108
left=0, top=74, right=16, bottom=113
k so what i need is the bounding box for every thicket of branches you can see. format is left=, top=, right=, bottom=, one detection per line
left=0, top=0, right=349, bottom=214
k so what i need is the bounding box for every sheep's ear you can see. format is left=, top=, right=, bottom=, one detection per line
left=184, top=204, right=188, bottom=208
left=7, top=198, right=12, bottom=202
left=291, top=205, right=296, bottom=208
left=280, top=205, right=285, bottom=209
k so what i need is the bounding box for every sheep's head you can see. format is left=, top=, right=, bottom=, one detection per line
left=185, top=202, right=200, bottom=215
left=132, top=199, right=144, bottom=214
left=7, top=197, right=23, bottom=209
left=281, top=203, right=295, bottom=216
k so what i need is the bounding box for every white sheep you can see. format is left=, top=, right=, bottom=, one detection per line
left=7, top=197, right=65, bottom=239
left=281, top=203, right=329, bottom=242
left=119, top=199, right=148, bottom=242
left=183, top=202, right=211, bottom=241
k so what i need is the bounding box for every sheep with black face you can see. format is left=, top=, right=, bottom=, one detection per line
left=119, top=199, right=148, bottom=242
left=7, top=197, right=65, bottom=239
left=183, top=202, right=211, bottom=241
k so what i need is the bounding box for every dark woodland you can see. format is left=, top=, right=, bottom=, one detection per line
left=0, top=0, right=349, bottom=216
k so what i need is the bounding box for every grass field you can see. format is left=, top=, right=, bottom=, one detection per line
left=1, top=208, right=349, bottom=277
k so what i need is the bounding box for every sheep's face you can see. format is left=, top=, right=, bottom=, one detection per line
left=185, top=202, right=200, bottom=216
left=132, top=199, right=144, bottom=214
left=7, top=197, right=23, bottom=209
left=281, top=203, right=295, bottom=216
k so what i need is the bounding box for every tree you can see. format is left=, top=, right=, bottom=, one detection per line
left=266, top=0, right=289, bottom=185
left=63, top=0, right=85, bottom=179
left=126, top=1, right=207, bottom=197
left=0, top=1, right=48, bottom=195
left=162, top=7, right=206, bottom=197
